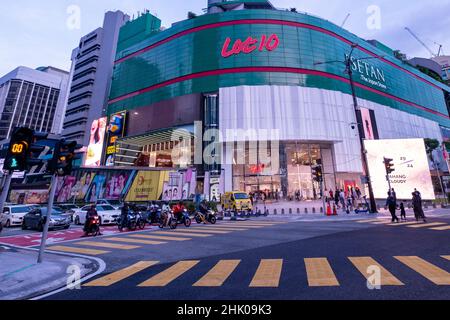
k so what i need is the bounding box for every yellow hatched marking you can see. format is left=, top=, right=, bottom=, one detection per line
left=193, top=260, right=241, bottom=287
left=216, top=225, right=264, bottom=229
left=388, top=221, right=421, bottom=226
left=197, top=226, right=249, bottom=231
left=304, top=258, right=340, bottom=287
left=348, top=257, right=404, bottom=286
left=103, top=237, right=167, bottom=245
left=138, top=261, right=200, bottom=287
left=154, top=231, right=212, bottom=237
left=395, top=256, right=450, bottom=285
left=357, top=219, right=382, bottom=223
left=430, top=226, right=450, bottom=231
left=239, top=222, right=279, bottom=225
left=183, top=229, right=231, bottom=234
left=127, top=234, right=191, bottom=241
left=249, top=259, right=283, bottom=287
left=76, top=241, right=139, bottom=250
left=407, top=222, right=447, bottom=229
left=84, top=261, right=158, bottom=287
left=47, top=246, right=108, bottom=255
left=441, top=256, right=450, bottom=261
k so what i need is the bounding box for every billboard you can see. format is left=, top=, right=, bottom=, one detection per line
left=364, top=139, right=435, bottom=200
left=105, top=111, right=127, bottom=166
left=125, top=171, right=169, bottom=202
left=85, top=117, right=107, bottom=167
left=9, top=189, right=49, bottom=204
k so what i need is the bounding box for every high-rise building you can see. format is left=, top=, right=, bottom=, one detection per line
left=62, top=11, right=129, bottom=152
left=0, top=66, right=69, bottom=141
left=432, top=56, right=450, bottom=85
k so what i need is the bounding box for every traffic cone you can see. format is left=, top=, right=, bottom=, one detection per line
left=333, top=204, right=338, bottom=216
left=327, top=203, right=332, bottom=216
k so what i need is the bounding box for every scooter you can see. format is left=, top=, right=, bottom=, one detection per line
left=175, top=209, right=192, bottom=227
left=84, top=216, right=101, bottom=237
left=195, top=210, right=217, bottom=224
left=118, top=212, right=138, bottom=231
left=159, top=209, right=177, bottom=229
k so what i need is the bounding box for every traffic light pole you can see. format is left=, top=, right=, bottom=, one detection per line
left=37, top=174, right=58, bottom=263
left=0, top=172, right=13, bottom=218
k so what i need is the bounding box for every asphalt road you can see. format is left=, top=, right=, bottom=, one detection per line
left=40, top=216, right=450, bottom=300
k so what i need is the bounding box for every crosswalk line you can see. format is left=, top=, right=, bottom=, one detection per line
left=395, top=256, right=450, bottom=285
left=103, top=237, right=167, bottom=245
left=84, top=261, right=159, bottom=287
left=388, top=221, right=421, bottom=226
left=215, top=225, right=264, bottom=229
left=430, top=225, right=450, bottom=231
left=138, top=261, right=200, bottom=287
left=370, top=220, right=394, bottom=225
left=357, top=219, right=382, bottom=223
left=76, top=241, right=140, bottom=250
left=47, top=245, right=109, bottom=255
left=154, top=231, right=212, bottom=237
left=127, top=234, right=192, bottom=241
left=304, top=258, right=340, bottom=287
left=249, top=259, right=283, bottom=287
left=348, top=257, right=404, bottom=286
left=182, top=229, right=231, bottom=234
left=441, top=256, right=450, bottom=261
left=407, top=222, right=447, bottom=229
left=196, top=226, right=249, bottom=231
left=193, top=260, right=241, bottom=287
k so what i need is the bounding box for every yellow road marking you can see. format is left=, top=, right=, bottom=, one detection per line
left=195, top=226, right=249, bottom=231
left=348, top=257, right=404, bottom=286
left=84, top=261, right=158, bottom=287
left=193, top=260, right=241, bottom=287
left=249, top=259, right=283, bottom=287
left=430, top=225, right=450, bottom=231
left=370, top=220, right=393, bottom=225
left=76, top=241, right=139, bottom=250
left=304, top=258, right=340, bottom=287
left=215, top=225, right=264, bottom=229
left=388, top=221, right=421, bottom=226
left=407, top=222, right=447, bottom=228
left=47, top=246, right=109, bottom=255
left=103, top=237, right=167, bottom=245
left=441, top=256, right=450, bottom=261
left=395, top=256, right=450, bottom=285
left=357, top=219, right=382, bottom=223
left=138, top=261, right=200, bottom=287
left=182, top=229, right=231, bottom=234
left=127, top=234, right=192, bottom=241
left=154, top=231, right=212, bottom=237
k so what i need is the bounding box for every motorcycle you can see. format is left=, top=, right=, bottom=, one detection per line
left=195, top=210, right=217, bottom=224
left=118, top=212, right=138, bottom=231
left=175, top=209, right=192, bottom=227
left=84, top=216, right=101, bottom=237
left=147, top=206, right=162, bottom=225
left=159, top=209, right=177, bottom=229
left=355, top=196, right=370, bottom=214
left=136, top=211, right=146, bottom=230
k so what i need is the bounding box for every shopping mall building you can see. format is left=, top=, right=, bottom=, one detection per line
left=103, top=0, right=450, bottom=200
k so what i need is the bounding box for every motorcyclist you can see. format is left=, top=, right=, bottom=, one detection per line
left=198, top=200, right=210, bottom=224
left=172, top=201, right=185, bottom=222
left=147, top=201, right=160, bottom=223
left=83, top=204, right=102, bottom=236
left=120, top=203, right=130, bottom=228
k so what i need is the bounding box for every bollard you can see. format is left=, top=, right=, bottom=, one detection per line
left=281, top=208, right=285, bottom=215
left=274, top=209, right=277, bottom=215
left=297, top=208, right=300, bottom=214
left=312, top=207, right=316, bottom=214
left=304, top=208, right=308, bottom=214
left=289, top=208, right=292, bottom=215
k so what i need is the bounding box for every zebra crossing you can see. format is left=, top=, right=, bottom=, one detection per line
left=357, top=218, right=450, bottom=231
left=45, top=221, right=287, bottom=256
left=81, top=255, right=450, bottom=288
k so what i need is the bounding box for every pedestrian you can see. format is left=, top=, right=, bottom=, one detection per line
left=355, top=187, right=362, bottom=199
left=412, top=192, right=427, bottom=223
left=334, top=189, right=340, bottom=208
left=400, top=202, right=406, bottom=221
left=391, top=188, right=397, bottom=202
left=339, top=189, right=346, bottom=211
left=386, top=192, right=399, bottom=223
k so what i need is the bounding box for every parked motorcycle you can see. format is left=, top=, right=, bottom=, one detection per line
left=194, top=210, right=217, bottom=224
left=84, top=216, right=101, bottom=237
left=159, top=209, right=177, bottom=229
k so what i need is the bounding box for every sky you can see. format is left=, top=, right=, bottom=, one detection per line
left=0, top=0, right=449, bottom=75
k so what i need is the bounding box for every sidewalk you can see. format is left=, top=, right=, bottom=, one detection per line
left=0, top=246, right=101, bottom=300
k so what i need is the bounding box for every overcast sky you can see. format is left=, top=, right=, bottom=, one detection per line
left=0, top=0, right=449, bottom=75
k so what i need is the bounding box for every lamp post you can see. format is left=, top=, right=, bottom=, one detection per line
left=315, top=44, right=381, bottom=213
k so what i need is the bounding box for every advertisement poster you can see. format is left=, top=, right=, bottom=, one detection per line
left=85, top=175, right=106, bottom=203
left=85, top=117, right=107, bottom=167
left=57, top=176, right=76, bottom=203
left=125, top=171, right=169, bottom=202
left=77, top=172, right=96, bottom=200
left=105, top=111, right=127, bottom=167
left=104, top=172, right=129, bottom=200
left=364, top=139, right=435, bottom=200
left=360, top=108, right=379, bottom=140
left=10, top=190, right=49, bottom=204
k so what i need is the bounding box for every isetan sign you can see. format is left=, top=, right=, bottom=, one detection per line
left=221, top=34, right=280, bottom=58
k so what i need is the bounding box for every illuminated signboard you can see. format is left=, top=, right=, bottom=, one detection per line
left=85, top=117, right=107, bottom=167
left=221, top=34, right=280, bottom=58
left=104, top=111, right=128, bottom=166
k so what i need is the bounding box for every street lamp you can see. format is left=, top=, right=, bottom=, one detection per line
left=314, top=43, right=383, bottom=213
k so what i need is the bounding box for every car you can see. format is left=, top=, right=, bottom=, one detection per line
left=221, top=191, right=253, bottom=212
left=22, top=207, right=71, bottom=231
left=96, top=199, right=122, bottom=210
left=55, top=203, right=81, bottom=222
left=1, top=205, right=35, bottom=228
left=73, top=205, right=120, bottom=226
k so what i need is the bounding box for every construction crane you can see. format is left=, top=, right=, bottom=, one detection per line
left=405, top=27, right=442, bottom=57
left=341, top=13, right=350, bottom=28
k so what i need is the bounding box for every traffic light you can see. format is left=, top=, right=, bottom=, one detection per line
left=47, top=139, right=82, bottom=176
left=384, top=157, right=395, bottom=175
left=312, top=165, right=323, bottom=183
left=3, top=127, right=48, bottom=172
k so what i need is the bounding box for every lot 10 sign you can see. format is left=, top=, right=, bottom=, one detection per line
left=221, top=34, right=280, bottom=58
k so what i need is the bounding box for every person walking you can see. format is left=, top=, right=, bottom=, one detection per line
left=339, top=189, right=346, bottom=211
left=412, top=191, right=427, bottom=223
left=399, top=202, right=407, bottom=221
left=334, top=189, right=340, bottom=208
left=386, top=192, right=399, bottom=223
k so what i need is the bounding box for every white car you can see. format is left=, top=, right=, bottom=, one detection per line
left=73, top=205, right=121, bottom=226
left=1, top=205, right=35, bottom=228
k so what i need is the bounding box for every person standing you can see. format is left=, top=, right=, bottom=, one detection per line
left=334, top=189, right=340, bottom=208
left=399, top=202, right=406, bottom=221
left=386, top=192, right=399, bottom=223
left=339, top=189, right=346, bottom=211
left=412, top=192, right=427, bottom=223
